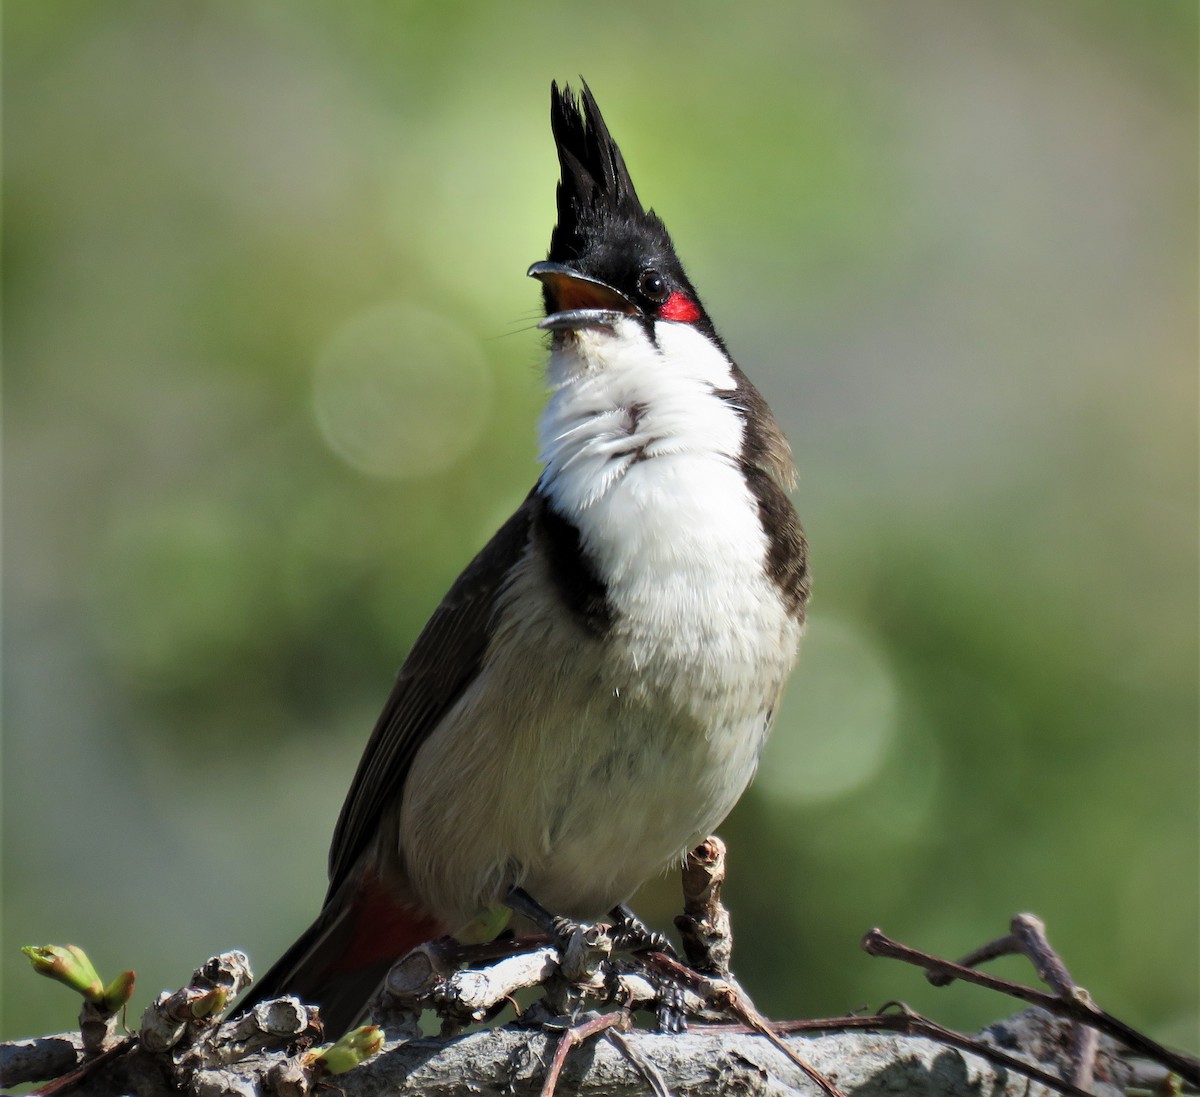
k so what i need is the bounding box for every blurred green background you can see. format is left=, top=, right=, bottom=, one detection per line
left=4, top=0, right=1197, bottom=1051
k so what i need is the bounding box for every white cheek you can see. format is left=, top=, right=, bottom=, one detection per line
left=544, top=317, right=733, bottom=392
left=653, top=321, right=735, bottom=389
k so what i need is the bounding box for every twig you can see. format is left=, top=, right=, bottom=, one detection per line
left=1011, top=914, right=1098, bottom=1089
left=606, top=1028, right=673, bottom=1097
left=705, top=1008, right=1102, bottom=1097
left=539, top=1011, right=631, bottom=1097
left=925, top=932, right=1017, bottom=983
left=928, top=915, right=1100, bottom=1088
left=674, top=837, right=733, bottom=978
left=862, top=927, right=1200, bottom=1087
left=643, top=951, right=847, bottom=1097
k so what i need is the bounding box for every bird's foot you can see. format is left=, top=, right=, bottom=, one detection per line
left=504, top=886, right=577, bottom=942
left=650, top=975, right=689, bottom=1033
left=608, top=903, right=677, bottom=958
left=505, top=889, right=675, bottom=956
left=504, top=888, right=693, bottom=1029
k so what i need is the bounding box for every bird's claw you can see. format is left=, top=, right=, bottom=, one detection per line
left=652, top=978, right=689, bottom=1033
left=609, top=903, right=678, bottom=958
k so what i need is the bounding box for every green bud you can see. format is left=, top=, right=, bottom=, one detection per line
left=102, top=970, right=137, bottom=1012
left=189, top=985, right=228, bottom=1019
left=22, top=945, right=104, bottom=1003
left=308, top=1025, right=384, bottom=1075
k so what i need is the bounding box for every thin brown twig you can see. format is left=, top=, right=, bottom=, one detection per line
left=862, top=928, right=1200, bottom=1087
left=643, top=951, right=847, bottom=1097
left=1011, top=914, right=1101, bottom=1089
left=700, top=1008, right=1099, bottom=1097
left=926, top=933, right=1017, bottom=986
left=928, top=915, right=1100, bottom=1088
left=1010, top=915, right=1082, bottom=999
left=539, top=1011, right=631, bottom=1097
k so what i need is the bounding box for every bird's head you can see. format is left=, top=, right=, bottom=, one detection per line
left=528, top=82, right=718, bottom=345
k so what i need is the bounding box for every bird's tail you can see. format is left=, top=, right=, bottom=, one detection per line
left=237, top=871, right=443, bottom=1039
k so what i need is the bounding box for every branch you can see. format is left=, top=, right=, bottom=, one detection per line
left=4, top=847, right=1189, bottom=1097
left=0, top=1010, right=1134, bottom=1097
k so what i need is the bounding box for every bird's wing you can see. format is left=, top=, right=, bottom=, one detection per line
left=324, top=492, right=536, bottom=898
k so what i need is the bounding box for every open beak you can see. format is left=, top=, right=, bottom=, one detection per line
left=527, top=261, right=640, bottom=331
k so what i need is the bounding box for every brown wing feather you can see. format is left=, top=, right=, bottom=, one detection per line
left=325, top=493, right=536, bottom=899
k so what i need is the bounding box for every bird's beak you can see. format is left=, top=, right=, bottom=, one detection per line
left=527, top=261, right=640, bottom=331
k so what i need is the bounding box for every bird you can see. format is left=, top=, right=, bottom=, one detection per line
left=240, top=80, right=809, bottom=1038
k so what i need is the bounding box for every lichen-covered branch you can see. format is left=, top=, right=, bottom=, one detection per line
left=4, top=847, right=1190, bottom=1097
left=0, top=1009, right=1135, bottom=1097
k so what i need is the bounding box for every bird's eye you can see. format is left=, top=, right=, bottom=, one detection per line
left=637, top=268, right=669, bottom=303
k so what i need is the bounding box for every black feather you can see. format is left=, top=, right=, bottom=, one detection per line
left=548, top=81, right=651, bottom=263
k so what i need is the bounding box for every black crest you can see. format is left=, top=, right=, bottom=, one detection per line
left=548, top=81, right=662, bottom=264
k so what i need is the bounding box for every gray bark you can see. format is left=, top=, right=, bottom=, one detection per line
left=1, top=1009, right=1131, bottom=1097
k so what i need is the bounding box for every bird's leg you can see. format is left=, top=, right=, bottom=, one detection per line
left=504, top=888, right=697, bottom=1032
left=504, top=886, right=579, bottom=943
left=504, top=889, right=676, bottom=957
left=503, top=887, right=616, bottom=1021
left=604, top=905, right=690, bottom=1032
left=608, top=902, right=678, bottom=957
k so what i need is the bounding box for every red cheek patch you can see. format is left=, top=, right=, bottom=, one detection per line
left=659, top=291, right=701, bottom=323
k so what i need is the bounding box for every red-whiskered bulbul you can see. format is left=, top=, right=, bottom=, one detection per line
left=240, top=81, right=809, bottom=1037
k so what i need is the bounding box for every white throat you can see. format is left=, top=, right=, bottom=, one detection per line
left=536, top=317, right=792, bottom=673
left=539, top=317, right=746, bottom=513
